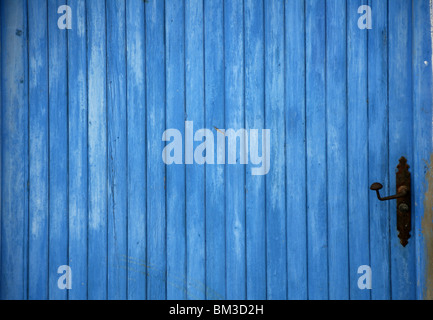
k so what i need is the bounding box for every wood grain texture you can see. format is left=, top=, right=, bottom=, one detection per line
left=0, top=0, right=431, bottom=300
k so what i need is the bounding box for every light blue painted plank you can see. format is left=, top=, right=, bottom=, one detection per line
left=48, top=0, right=69, bottom=300
left=326, top=0, right=349, bottom=300
left=305, top=0, right=328, bottom=300
left=87, top=0, right=108, bottom=300
left=285, top=0, right=307, bottom=301
left=106, top=0, right=127, bottom=300
left=68, top=0, right=88, bottom=300
left=165, top=0, right=186, bottom=300
left=245, top=0, right=266, bottom=300
left=0, top=1, right=2, bottom=297
left=145, top=0, right=167, bottom=300
left=347, top=0, right=370, bottom=301
left=185, top=0, right=206, bottom=301
left=265, top=0, right=286, bottom=300
left=204, top=0, right=225, bottom=301
left=0, top=0, right=29, bottom=300
left=126, top=0, right=147, bottom=301
left=368, top=0, right=390, bottom=300
left=412, top=0, right=433, bottom=301
left=224, top=0, right=246, bottom=300
left=28, top=0, right=49, bottom=300
left=388, top=0, right=416, bottom=300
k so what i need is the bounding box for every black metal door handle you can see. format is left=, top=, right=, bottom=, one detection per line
left=370, top=183, right=409, bottom=201
left=369, top=157, right=411, bottom=247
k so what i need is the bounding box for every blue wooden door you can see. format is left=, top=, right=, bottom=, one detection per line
left=1, top=0, right=432, bottom=300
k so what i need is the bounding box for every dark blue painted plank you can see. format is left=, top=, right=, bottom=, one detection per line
left=285, top=0, right=307, bottom=300
left=305, top=0, right=328, bottom=300
left=145, top=0, right=167, bottom=300
left=412, top=0, right=433, bottom=301
left=28, top=0, right=49, bottom=300
left=185, top=0, right=206, bottom=301
left=126, top=0, right=147, bottom=301
left=245, top=0, right=266, bottom=300
left=204, top=0, right=225, bottom=301
left=68, top=0, right=88, bottom=300
left=224, top=0, right=246, bottom=300
left=368, top=0, right=390, bottom=300
left=106, top=0, right=128, bottom=300
left=265, top=0, right=286, bottom=300
left=388, top=0, right=416, bottom=300
left=87, top=0, right=108, bottom=300
left=0, top=0, right=29, bottom=300
left=326, top=0, right=349, bottom=300
left=48, top=0, right=68, bottom=300
left=165, top=0, right=186, bottom=300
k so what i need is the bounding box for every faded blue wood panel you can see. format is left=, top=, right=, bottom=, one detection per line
left=204, top=0, right=225, bottom=301
left=368, top=0, right=391, bottom=300
left=305, top=0, right=328, bottom=300
left=224, top=0, right=246, bottom=300
left=106, top=0, right=128, bottom=300
left=126, top=0, right=147, bottom=301
left=3, top=0, right=433, bottom=301
left=285, top=0, right=307, bottom=300
left=185, top=0, right=206, bottom=301
left=28, top=0, right=49, bottom=300
left=87, top=0, right=108, bottom=300
left=0, top=0, right=2, bottom=297
left=388, top=0, right=416, bottom=300
left=165, top=0, right=186, bottom=300
left=347, top=0, right=370, bottom=300
left=67, top=0, right=88, bottom=300
left=245, top=0, right=266, bottom=300
left=145, top=0, right=166, bottom=300
left=48, top=0, right=68, bottom=300
left=413, top=0, right=433, bottom=300
left=326, top=0, right=349, bottom=300
left=0, top=0, right=29, bottom=300
left=265, top=0, right=286, bottom=300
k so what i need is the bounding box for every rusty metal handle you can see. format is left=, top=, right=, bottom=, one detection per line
left=370, top=183, right=409, bottom=202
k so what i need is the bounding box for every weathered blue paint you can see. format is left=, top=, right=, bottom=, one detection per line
left=1, top=0, right=432, bottom=300
left=368, top=0, right=391, bottom=300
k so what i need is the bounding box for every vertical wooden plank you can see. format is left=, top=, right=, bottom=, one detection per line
left=265, top=0, right=286, bottom=300
left=305, top=0, right=328, bottom=300
left=0, top=0, right=29, bottom=300
left=126, top=0, right=146, bottom=301
left=68, top=0, right=88, bottom=300
left=412, top=0, right=433, bottom=301
left=204, top=0, right=225, bottom=301
left=0, top=1, right=2, bottom=294
left=285, top=0, right=307, bottom=301
left=185, top=0, right=205, bottom=301
left=165, top=0, right=186, bottom=300
left=146, top=0, right=166, bottom=300
left=388, top=0, right=416, bottom=300
left=347, top=0, right=370, bottom=301
left=326, top=0, right=349, bottom=300
left=224, top=0, right=246, bottom=300
left=48, top=0, right=68, bottom=300
left=106, top=0, right=127, bottom=300
left=245, top=0, right=266, bottom=300
left=368, top=0, right=390, bottom=300
left=87, top=0, right=107, bottom=300
left=28, top=0, right=49, bottom=300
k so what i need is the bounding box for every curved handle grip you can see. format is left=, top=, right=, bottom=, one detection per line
left=370, top=182, right=409, bottom=201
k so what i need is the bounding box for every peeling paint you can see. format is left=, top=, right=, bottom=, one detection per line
left=422, top=154, right=433, bottom=300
